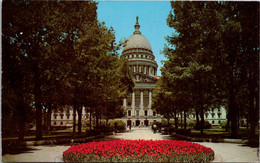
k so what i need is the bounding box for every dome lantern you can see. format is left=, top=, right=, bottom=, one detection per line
left=134, top=16, right=141, bottom=35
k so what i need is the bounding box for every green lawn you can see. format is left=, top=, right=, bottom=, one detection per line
left=2, top=128, right=89, bottom=141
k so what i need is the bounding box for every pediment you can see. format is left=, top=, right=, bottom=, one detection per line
left=134, top=72, right=158, bottom=83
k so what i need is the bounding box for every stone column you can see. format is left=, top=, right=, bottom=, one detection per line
left=123, top=98, right=127, bottom=108
left=131, top=91, right=135, bottom=116
left=149, top=89, right=152, bottom=108
left=140, top=90, right=144, bottom=114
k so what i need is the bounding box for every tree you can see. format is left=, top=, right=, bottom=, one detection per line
left=2, top=0, right=133, bottom=140
left=162, top=1, right=259, bottom=138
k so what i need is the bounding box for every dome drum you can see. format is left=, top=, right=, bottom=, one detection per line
left=127, top=60, right=158, bottom=68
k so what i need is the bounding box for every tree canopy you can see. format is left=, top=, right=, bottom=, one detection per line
left=2, top=0, right=134, bottom=140
left=154, top=1, right=258, bottom=138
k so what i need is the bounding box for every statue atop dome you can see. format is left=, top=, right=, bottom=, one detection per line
left=134, top=16, right=141, bottom=35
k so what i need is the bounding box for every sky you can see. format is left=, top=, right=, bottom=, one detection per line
left=97, top=1, right=175, bottom=76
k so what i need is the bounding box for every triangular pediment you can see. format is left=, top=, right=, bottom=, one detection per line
left=134, top=72, right=158, bottom=83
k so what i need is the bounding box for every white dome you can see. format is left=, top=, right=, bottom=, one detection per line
left=123, top=34, right=152, bottom=52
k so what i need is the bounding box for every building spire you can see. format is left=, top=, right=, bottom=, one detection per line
left=134, top=16, right=141, bottom=35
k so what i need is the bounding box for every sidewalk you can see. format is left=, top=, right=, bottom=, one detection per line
left=2, top=127, right=259, bottom=162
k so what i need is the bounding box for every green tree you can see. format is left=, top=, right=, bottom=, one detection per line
left=163, top=1, right=258, bottom=138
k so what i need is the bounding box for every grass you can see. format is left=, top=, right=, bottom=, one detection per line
left=191, top=128, right=228, bottom=135
left=2, top=128, right=89, bottom=141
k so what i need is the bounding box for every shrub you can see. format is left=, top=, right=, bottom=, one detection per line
left=175, top=129, right=191, bottom=135
left=194, top=120, right=212, bottom=130
left=63, top=140, right=214, bottom=162
left=109, top=120, right=126, bottom=132
left=220, top=120, right=228, bottom=129
left=161, top=119, right=175, bottom=127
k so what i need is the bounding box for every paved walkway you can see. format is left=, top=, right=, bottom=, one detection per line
left=2, top=127, right=259, bottom=162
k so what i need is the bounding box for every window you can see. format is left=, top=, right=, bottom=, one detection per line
left=153, top=111, right=156, bottom=116
left=67, top=115, right=70, bottom=119
left=205, top=114, right=208, bottom=118
left=144, top=110, right=148, bottom=116
left=60, top=121, right=63, bottom=125
left=54, top=114, right=57, bottom=119
left=60, top=114, right=64, bottom=119
left=218, top=113, right=221, bottom=118
left=218, top=108, right=220, bottom=112
left=128, top=110, right=131, bottom=116
left=212, top=121, right=215, bottom=124
left=211, top=113, right=215, bottom=118
left=54, top=121, right=56, bottom=125
left=218, top=120, right=221, bottom=124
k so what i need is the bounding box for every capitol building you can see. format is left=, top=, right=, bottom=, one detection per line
left=50, top=17, right=226, bottom=129
left=119, top=17, right=162, bottom=127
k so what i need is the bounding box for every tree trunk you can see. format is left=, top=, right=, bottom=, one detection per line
left=73, top=102, right=77, bottom=136
left=34, top=65, right=43, bottom=140
left=35, top=87, right=43, bottom=140
left=248, top=84, right=258, bottom=143
left=47, top=104, right=52, bottom=134
left=43, top=108, right=47, bottom=133
left=77, top=105, right=82, bottom=134
left=184, top=110, right=187, bottom=130
left=195, top=109, right=200, bottom=129
left=167, top=118, right=170, bottom=135
left=96, top=112, right=99, bottom=127
left=200, top=106, right=204, bottom=135
left=18, top=93, right=25, bottom=141
left=89, top=108, right=92, bottom=130
left=180, top=112, right=183, bottom=129
left=229, top=86, right=238, bottom=138
left=174, top=108, right=178, bottom=129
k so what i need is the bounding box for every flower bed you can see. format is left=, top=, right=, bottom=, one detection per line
left=63, top=140, right=214, bottom=162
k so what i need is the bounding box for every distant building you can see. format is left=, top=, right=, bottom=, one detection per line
left=204, top=107, right=227, bottom=126
left=51, top=106, right=89, bottom=128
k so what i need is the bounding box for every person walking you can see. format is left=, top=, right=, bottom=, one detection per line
left=153, top=124, right=157, bottom=133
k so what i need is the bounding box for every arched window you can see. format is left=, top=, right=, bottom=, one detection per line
left=60, top=121, right=63, bottom=125
left=54, top=121, right=56, bottom=125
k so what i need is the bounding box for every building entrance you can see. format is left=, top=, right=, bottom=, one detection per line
left=144, top=119, right=149, bottom=126
left=135, top=120, right=140, bottom=126
left=127, top=120, right=132, bottom=126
